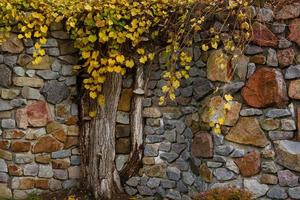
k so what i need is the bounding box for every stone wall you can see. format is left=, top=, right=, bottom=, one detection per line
left=0, top=23, right=80, bottom=199
left=121, top=3, right=300, bottom=200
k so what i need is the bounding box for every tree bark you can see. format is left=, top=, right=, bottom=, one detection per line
left=120, top=67, right=144, bottom=180
left=80, top=73, right=123, bottom=200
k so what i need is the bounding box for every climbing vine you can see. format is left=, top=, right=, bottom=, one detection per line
left=0, top=0, right=253, bottom=130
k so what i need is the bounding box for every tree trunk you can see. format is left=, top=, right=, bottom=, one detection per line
left=80, top=73, right=123, bottom=200
left=120, top=67, right=144, bottom=180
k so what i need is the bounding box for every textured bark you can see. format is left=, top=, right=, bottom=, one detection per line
left=120, top=67, right=144, bottom=180
left=80, top=73, right=123, bottom=199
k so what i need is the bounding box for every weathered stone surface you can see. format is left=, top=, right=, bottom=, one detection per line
left=23, top=164, right=39, bottom=176
left=252, top=22, right=278, bottom=47
left=265, top=108, right=291, bottom=118
left=281, top=119, right=296, bottom=131
left=116, top=138, right=131, bottom=154
left=288, top=19, right=300, bottom=46
left=13, top=77, right=44, bottom=88
left=275, top=3, right=300, bottom=19
left=142, top=107, right=161, bottom=118
left=267, top=186, right=288, bottom=199
left=199, top=164, right=213, bottom=183
left=0, top=65, right=12, bottom=88
left=213, top=168, right=235, bottom=181
left=26, top=101, right=52, bottom=127
left=26, top=56, right=53, bottom=70
left=0, top=100, right=13, bottom=112
left=52, top=159, right=70, bottom=169
left=167, top=167, right=181, bottom=181
left=141, top=164, right=167, bottom=178
left=2, top=130, right=25, bottom=139
left=289, top=79, right=300, bottom=100
left=1, top=34, right=24, bottom=53
left=278, top=170, right=299, bottom=187
left=234, top=152, right=260, bottom=177
left=192, top=78, right=214, bottom=100
left=8, top=164, right=22, bottom=176
left=11, top=177, right=35, bottom=189
left=260, top=174, right=278, bottom=185
left=297, top=108, right=300, bottom=141
left=191, top=132, right=213, bottom=158
left=268, top=131, right=294, bottom=141
left=38, top=165, right=53, bottom=178
left=226, top=117, right=269, bottom=147
left=207, top=49, right=232, bottom=82
left=277, top=48, right=295, bottom=67
left=250, top=54, right=266, bottom=64
left=288, top=186, right=300, bottom=199
left=244, top=179, right=269, bottom=198
left=275, top=140, right=300, bottom=172
left=260, top=118, right=280, bottom=131
left=41, top=80, right=69, bottom=104
left=117, top=89, right=133, bottom=112
left=33, top=135, right=63, bottom=153
left=35, top=179, right=49, bottom=189
left=285, top=65, right=300, bottom=79
left=14, top=154, right=33, bottom=164
left=11, top=141, right=31, bottom=152
left=240, top=108, right=263, bottom=116
left=266, top=48, right=278, bottom=67
left=242, top=67, right=288, bottom=108
left=278, top=37, right=292, bottom=49
left=1, top=89, right=20, bottom=99
left=0, top=184, right=12, bottom=199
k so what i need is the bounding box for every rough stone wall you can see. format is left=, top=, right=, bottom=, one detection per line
left=121, top=4, right=300, bottom=200
left=0, top=23, right=80, bottom=199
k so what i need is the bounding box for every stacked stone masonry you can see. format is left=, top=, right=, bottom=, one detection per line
left=119, top=3, right=300, bottom=200
left=0, top=23, right=80, bottom=199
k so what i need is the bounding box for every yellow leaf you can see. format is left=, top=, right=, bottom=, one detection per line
left=97, top=95, right=105, bottom=106
left=17, top=34, right=24, bottom=39
left=40, top=25, right=48, bottom=33
left=89, top=91, right=97, bottom=99
left=34, top=43, right=41, bottom=49
left=224, top=102, right=231, bottom=110
left=82, top=51, right=91, bottom=59
left=84, top=4, right=92, bottom=11
left=125, top=59, right=134, bottom=68
left=40, top=37, right=47, bottom=44
left=25, top=32, right=32, bottom=39
left=34, top=31, right=41, bottom=38
left=218, top=118, right=225, bottom=125
left=211, top=41, right=218, bottom=49
left=116, top=55, right=125, bottom=64
left=224, top=94, right=233, bottom=102
left=27, top=23, right=34, bottom=29
left=38, top=49, right=45, bottom=56
left=137, top=48, right=145, bottom=55
left=202, top=44, right=209, bottom=51
left=89, top=111, right=96, bottom=118
left=148, top=53, right=155, bottom=60
left=139, top=56, right=148, bottom=64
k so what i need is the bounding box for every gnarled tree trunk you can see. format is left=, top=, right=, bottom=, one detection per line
left=80, top=73, right=123, bottom=199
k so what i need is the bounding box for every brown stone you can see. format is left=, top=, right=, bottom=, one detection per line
left=0, top=140, right=9, bottom=150
left=11, top=141, right=31, bottom=152
left=2, top=130, right=25, bottom=139
left=8, top=164, right=22, bottom=176
left=13, top=77, right=44, bottom=88
left=26, top=56, right=53, bottom=70
left=277, top=48, right=295, bottom=67
left=15, top=108, right=28, bottom=129
left=67, top=125, right=79, bottom=136
left=64, top=137, right=78, bottom=149
left=0, top=184, right=12, bottom=199
left=118, top=89, right=133, bottom=112
left=35, top=179, right=49, bottom=189
left=199, top=163, right=213, bottom=183
left=201, top=96, right=241, bottom=126
left=289, top=80, right=300, bottom=100
left=0, top=34, right=24, bottom=53
left=17, top=54, right=33, bottom=66
left=261, top=149, right=276, bottom=159
left=12, top=177, right=35, bottom=189
left=191, top=132, right=213, bottom=158
left=55, top=104, right=69, bottom=119
left=116, top=138, right=131, bottom=154
left=250, top=54, right=266, bottom=64
left=142, top=107, right=162, bottom=118
left=252, top=22, right=278, bottom=47
left=260, top=118, right=280, bottom=131
left=26, top=101, right=52, bottom=127
left=275, top=3, right=300, bottom=19
left=226, top=117, right=269, bottom=147
left=32, top=135, right=63, bottom=153
left=207, top=49, right=232, bottom=82
left=234, top=151, right=261, bottom=177
left=0, top=89, right=20, bottom=100
left=52, top=159, right=70, bottom=169
left=141, top=164, right=167, bottom=178
left=142, top=157, right=155, bottom=165
left=116, top=125, right=130, bottom=138
left=35, top=154, right=51, bottom=164
left=58, top=40, right=78, bottom=55
left=66, top=116, right=78, bottom=125
left=0, top=111, right=12, bottom=119
left=260, top=174, right=278, bottom=185
left=46, top=122, right=63, bottom=134
left=288, top=19, right=300, bottom=46
left=242, top=67, right=288, bottom=108
left=52, top=130, right=67, bottom=143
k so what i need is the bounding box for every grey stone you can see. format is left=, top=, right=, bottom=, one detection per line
left=182, top=172, right=195, bottom=186
left=257, top=8, right=273, bottom=22
left=0, top=65, right=12, bottom=88
left=281, top=119, right=296, bottom=131
left=268, top=131, right=294, bottom=141
left=221, top=82, right=245, bottom=94
left=41, top=80, right=69, bottom=104
left=61, top=65, right=73, bottom=76
left=142, top=98, right=152, bottom=107
left=41, top=38, right=58, bottom=47
left=158, top=142, right=171, bottom=152
left=38, top=165, right=53, bottom=178
left=37, top=70, right=59, bottom=80
left=10, top=99, right=27, bottom=107
left=213, top=135, right=224, bottom=146
left=125, top=186, right=137, bottom=196
left=265, top=109, right=291, bottom=118
left=213, top=168, right=235, bottom=181
left=288, top=187, right=300, bottom=199
left=278, top=170, right=299, bottom=187
left=26, top=70, right=35, bottom=77
left=285, top=65, right=300, bottom=79
left=116, top=111, right=129, bottom=124
left=49, top=178, right=62, bottom=191
left=278, top=37, right=292, bottom=49
left=137, top=186, right=155, bottom=196
left=21, top=87, right=41, bottom=100
left=160, top=152, right=179, bottom=163
left=145, top=135, right=163, bottom=144
left=194, top=59, right=206, bottom=68
left=144, top=144, right=159, bottom=157
left=272, top=22, right=286, bottom=34
left=215, top=145, right=234, bottom=156
left=245, top=45, right=264, bottom=55
left=194, top=176, right=208, bottom=192
left=65, top=77, right=76, bottom=86
left=275, top=140, right=300, bottom=172
left=247, top=63, right=256, bottom=78
left=23, top=164, right=39, bottom=176
left=1, top=119, right=15, bottom=129
left=51, top=60, right=61, bottom=72
left=115, top=155, right=127, bottom=171
left=166, top=189, right=181, bottom=200
left=126, top=177, right=140, bottom=187
left=47, top=48, right=60, bottom=56
left=161, top=180, right=176, bottom=188
left=266, top=48, right=278, bottom=67
left=164, top=129, right=177, bottom=143
left=267, top=186, right=287, bottom=199
left=4, top=55, right=17, bottom=67
left=240, top=108, right=263, bottom=116
left=0, top=173, right=9, bottom=183
left=70, top=156, right=81, bottom=166
left=14, top=154, right=34, bottom=164
left=192, top=78, right=214, bottom=100
left=62, top=179, right=78, bottom=189
left=0, top=55, right=3, bottom=63
left=174, top=159, right=189, bottom=171
left=167, top=167, right=181, bottom=181
left=172, top=143, right=186, bottom=154
left=180, top=86, right=193, bottom=97
left=225, top=160, right=239, bottom=174
left=53, top=169, right=68, bottom=180
left=262, top=161, right=278, bottom=173
left=0, top=159, right=8, bottom=172
left=147, top=178, right=160, bottom=189
left=230, top=149, right=245, bottom=158
left=51, top=150, right=71, bottom=159
left=244, top=179, right=269, bottom=198
left=181, top=106, right=197, bottom=114
left=13, top=66, right=25, bottom=76
left=176, top=180, right=188, bottom=193
left=207, top=161, right=222, bottom=168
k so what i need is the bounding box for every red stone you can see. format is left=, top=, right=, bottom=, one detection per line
left=26, top=101, right=52, bottom=127
left=277, top=48, right=295, bottom=67
left=234, top=151, right=261, bottom=177
left=289, top=80, right=300, bottom=100
left=11, top=141, right=31, bottom=152
left=275, top=3, right=300, bottom=19
left=252, top=22, right=278, bottom=47
left=288, top=19, right=300, bottom=46
left=242, top=67, right=288, bottom=108
left=0, top=140, right=10, bottom=150
left=32, top=135, right=63, bottom=153
left=191, top=132, right=213, bottom=158
left=8, top=164, right=22, bottom=176
left=64, top=137, right=78, bottom=149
